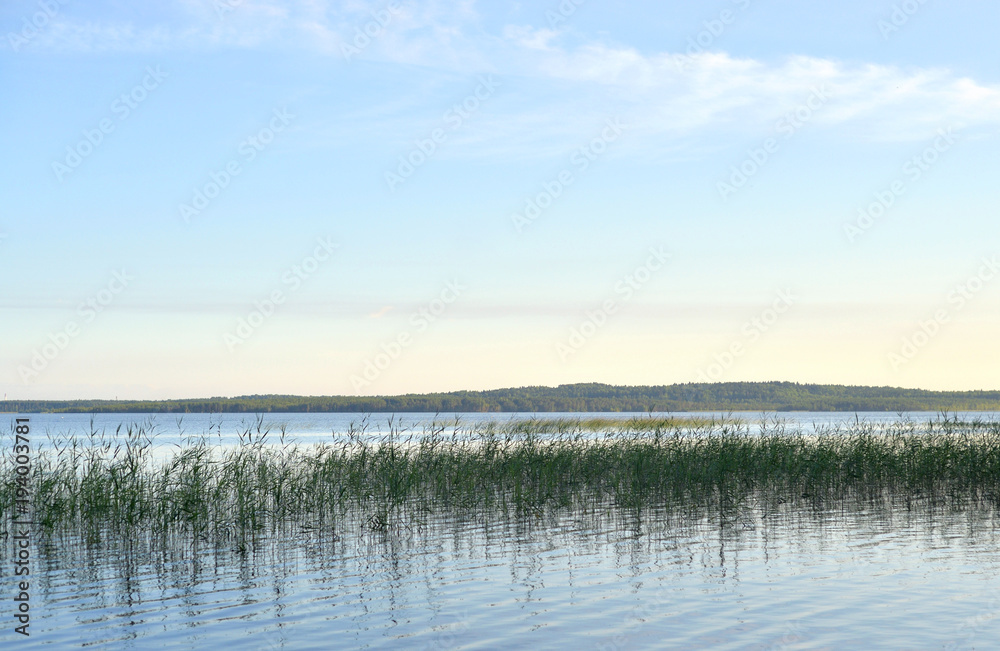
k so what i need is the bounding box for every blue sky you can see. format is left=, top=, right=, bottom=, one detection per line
left=2, top=0, right=999, bottom=399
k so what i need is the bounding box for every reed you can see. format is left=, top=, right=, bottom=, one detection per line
left=3, top=415, right=1000, bottom=547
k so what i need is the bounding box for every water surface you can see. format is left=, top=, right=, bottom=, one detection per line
left=6, top=500, right=1000, bottom=649
left=11, top=410, right=999, bottom=450
left=4, top=412, right=1000, bottom=649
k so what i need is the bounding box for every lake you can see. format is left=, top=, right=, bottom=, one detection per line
left=10, top=410, right=1000, bottom=448
left=3, top=411, right=1000, bottom=649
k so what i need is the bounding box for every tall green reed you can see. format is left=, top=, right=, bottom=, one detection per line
left=3, top=414, right=1000, bottom=549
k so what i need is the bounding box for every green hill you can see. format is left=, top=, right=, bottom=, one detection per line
left=4, top=382, right=1000, bottom=413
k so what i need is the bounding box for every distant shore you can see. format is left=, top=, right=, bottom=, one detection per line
left=4, top=381, right=1000, bottom=414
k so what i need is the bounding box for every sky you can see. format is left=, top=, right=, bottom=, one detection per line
left=2, top=0, right=999, bottom=400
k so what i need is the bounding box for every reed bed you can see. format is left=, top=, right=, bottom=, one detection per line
left=3, top=414, right=1000, bottom=548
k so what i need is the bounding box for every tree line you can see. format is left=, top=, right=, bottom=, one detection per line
left=4, top=382, right=1000, bottom=413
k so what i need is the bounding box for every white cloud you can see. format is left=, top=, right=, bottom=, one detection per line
left=13, top=2, right=1000, bottom=150
left=516, top=41, right=1000, bottom=141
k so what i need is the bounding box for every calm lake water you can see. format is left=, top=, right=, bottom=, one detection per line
left=9, top=410, right=1000, bottom=449
left=4, top=412, right=1000, bottom=649
left=6, top=499, right=1000, bottom=649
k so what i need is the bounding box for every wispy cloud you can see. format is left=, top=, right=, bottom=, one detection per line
left=13, top=1, right=1000, bottom=151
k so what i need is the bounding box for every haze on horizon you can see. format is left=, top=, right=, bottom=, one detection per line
left=2, top=0, right=999, bottom=400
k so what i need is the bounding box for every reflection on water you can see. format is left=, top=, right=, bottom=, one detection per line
left=8, top=498, right=1000, bottom=649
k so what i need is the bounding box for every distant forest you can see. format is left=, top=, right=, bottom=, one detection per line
left=4, top=382, right=1000, bottom=414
